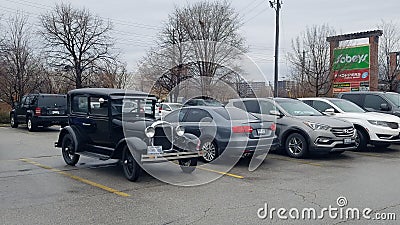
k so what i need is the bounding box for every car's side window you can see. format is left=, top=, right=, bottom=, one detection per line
left=21, top=96, right=29, bottom=107
left=72, top=95, right=88, bottom=114
left=185, top=109, right=212, bottom=122
left=364, top=95, right=389, bottom=111
left=90, top=96, right=108, bottom=116
left=164, top=108, right=187, bottom=122
left=243, top=101, right=261, bottom=114
left=312, top=101, right=332, bottom=113
left=341, top=94, right=363, bottom=107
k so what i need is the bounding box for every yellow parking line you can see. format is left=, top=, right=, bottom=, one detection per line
left=19, top=158, right=130, bottom=197
left=197, top=166, right=244, bottom=179
left=268, top=156, right=323, bottom=167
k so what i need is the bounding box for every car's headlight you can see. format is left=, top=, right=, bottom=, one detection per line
left=303, top=122, right=330, bottom=130
left=176, top=125, right=185, bottom=136
left=145, top=126, right=155, bottom=138
left=368, top=120, right=389, bottom=127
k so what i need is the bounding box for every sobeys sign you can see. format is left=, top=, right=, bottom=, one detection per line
left=333, top=45, right=370, bottom=71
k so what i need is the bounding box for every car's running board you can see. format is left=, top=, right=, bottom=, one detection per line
left=79, top=151, right=111, bottom=161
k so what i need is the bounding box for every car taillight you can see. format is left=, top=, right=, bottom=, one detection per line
left=232, top=126, right=253, bottom=133
left=270, top=123, right=276, bottom=131
left=35, top=107, right=41, bottom=116
left=158, top=107, right=162, bottom=113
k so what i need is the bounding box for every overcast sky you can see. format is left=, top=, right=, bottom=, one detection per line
left=1, top=0, right=399, bottom=83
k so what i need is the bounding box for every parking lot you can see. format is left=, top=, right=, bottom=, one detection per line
left=1, top=126, right=399, bottom=225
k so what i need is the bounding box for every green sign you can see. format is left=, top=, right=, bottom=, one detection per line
left=333, top=45, right=370, bottom=71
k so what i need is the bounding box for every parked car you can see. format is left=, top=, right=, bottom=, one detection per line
left=183, top=96, right=223, bottom=107
left=227, top=98, right=357, bottom=158
left=54, top=88, right=202, bottom=181
left=337, top=91, right=400, bottom=117
left=163, top=106, right=277, bottom=162
left=10, top=94, right=68, bottom=131
left=159, top=102, right=183, bottom=119
left=300, top=97, right=400, bottom=150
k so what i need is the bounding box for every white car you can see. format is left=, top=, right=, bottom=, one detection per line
left=159, top=103, right=182, bottom=119
left=300, top=97, right=400, bottom=150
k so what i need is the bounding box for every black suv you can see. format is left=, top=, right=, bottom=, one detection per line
left=337, top=91, right=400, bottom=117
left=54, top=88, right=201, bottom=181
left=10, top=94, right=68, bottom=131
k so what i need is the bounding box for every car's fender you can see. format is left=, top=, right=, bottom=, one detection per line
left=55, top=126, right=88, bottom=152
left=114, top=137, right=148, bottom=160
left=280, top=127, right=312, bottom=147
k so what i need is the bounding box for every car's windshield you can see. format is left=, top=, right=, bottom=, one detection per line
left=111, top=98, right=154, bottom=116
left=276, top=99, right=322, bottom=116
left=385, top=93, right=400, bottom=107
left=330, top=99, right=365, bottom=113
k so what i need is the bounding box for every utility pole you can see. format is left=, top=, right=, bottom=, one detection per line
left=270, top=0, right=281, bottom=97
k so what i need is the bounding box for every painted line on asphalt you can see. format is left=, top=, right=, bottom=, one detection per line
left=19, top=158, right=130, bottom=197
left=267, top=156, right=324, bottom=167
left=1, top=155, right=61, bottom=162
left=197, top=166, right=244, bottom=179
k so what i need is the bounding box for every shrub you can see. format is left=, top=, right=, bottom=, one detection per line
left=0, top=111, right=9, bottom=124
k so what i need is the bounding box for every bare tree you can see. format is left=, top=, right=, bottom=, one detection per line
left=287, top=24, right=335, bottom=97
left=137, top=1, right=247, bottom=101
left=40, top=3, right=116, bottom=89
left=377, top=20, right=400, bottom=91
left=0, top=12, right=47, bottom=105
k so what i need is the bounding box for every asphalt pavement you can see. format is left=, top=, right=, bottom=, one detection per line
left=0, top=126, right=399, bottom=225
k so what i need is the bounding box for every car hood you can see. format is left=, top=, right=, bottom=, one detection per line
left=335, top=112, right=400, bottom=123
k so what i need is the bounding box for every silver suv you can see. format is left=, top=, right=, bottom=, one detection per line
left=227, top=98, right=357, bottom=158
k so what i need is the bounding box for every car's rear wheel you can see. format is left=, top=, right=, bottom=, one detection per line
left=374, top=142, right=391, bottom=148
left=27, top=117, right=37, bottom=132
left=122, top=146, right=141, bottom=182
left=61, top=134, right=80, bottom=166
left=179, top=157, right=197, bottom=173
left=201, top=140, right=218, bottom=162
left=10, top=114, right=18, bottom=128
left=355, top=129, right=368, bottom=151
left=285, top=133, right=308, bottom=158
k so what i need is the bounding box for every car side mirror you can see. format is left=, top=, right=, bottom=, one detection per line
left=324, top=108, right=335, bottom=115
left=380, top=103, right=390, bottom=111
left=270, top=110, right=283, bottom=117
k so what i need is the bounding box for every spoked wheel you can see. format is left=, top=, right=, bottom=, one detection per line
left=179, top=157, right=197, bottom=173
left=355, top=129, right=367, bottom=151
left=285, top=133, right=308, bottom=158
left=61, top=134, right=80, bottom=165
left=122, top=146, right=141, bottom=182
left=201, top=140, right=218, bottom=162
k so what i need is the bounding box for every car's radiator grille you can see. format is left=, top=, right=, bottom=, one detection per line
left=153, top=126, right=173, bottom=150
left=387, top=122, right=399, bottom=129
left=331, top=127, right=355, bottom=137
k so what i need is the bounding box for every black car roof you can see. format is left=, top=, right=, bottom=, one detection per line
left=68, top=88, right=156, bottom=99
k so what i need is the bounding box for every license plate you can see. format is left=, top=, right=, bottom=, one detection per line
left=344, top=138, right=352, bottom=144
left=52, top=111, right=60, bottom=114
left=258, top=129, right=267, bottom=135
left=147, top=146, right=163, bottom=155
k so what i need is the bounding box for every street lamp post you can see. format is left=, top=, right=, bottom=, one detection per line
left=269, top=0, right=281, bottom=97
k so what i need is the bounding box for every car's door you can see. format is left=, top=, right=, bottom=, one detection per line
left=87, top=96, right=112, bottom=147
left=182, top=108, right=214, bottom=138
left=16, top=96, right=28, bottom=123
left=69, top=94, right=93, bottom=146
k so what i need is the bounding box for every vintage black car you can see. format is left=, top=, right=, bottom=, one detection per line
left=55, top=88, right=201, bottom=181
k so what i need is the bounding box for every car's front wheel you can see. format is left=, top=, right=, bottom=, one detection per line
left=355, top=129, right=368, bottom=151
left=201, top=140, right=218, bottom=162
left=179, top=157, right=197, bottom=173
left=61, top=134, right=80, bottom=166
left=122, top=146, right=141, bottom=182
left=285, top=133, right=308, bottom=158
left=10, top=114, right=18, bottom=128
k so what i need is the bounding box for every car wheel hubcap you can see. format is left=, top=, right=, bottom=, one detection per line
left=28, top=120, right=31, bottom=129
left=63, top=139, right=75, bottom=160
left=202, top=142, right=216, bottom=162
left=11, top=117, right=14, bottom=125
left=288, top=137, right=303, bottom=155
left=355, top=133, right=360, bottom=147
left=124, top=152, right=134, bottom=175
